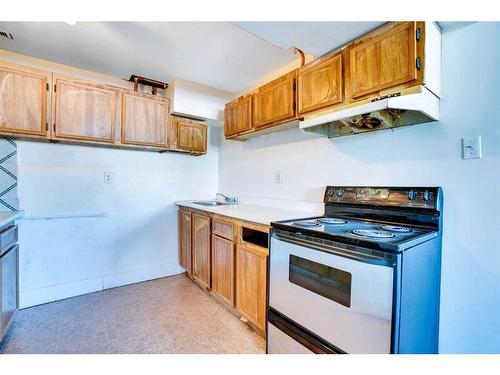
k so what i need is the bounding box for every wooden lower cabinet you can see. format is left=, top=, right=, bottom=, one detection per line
left=211, top=234, right=234, bottom=306
left=191, top=212, right=211, bottom=289
left=178, top=209, right=192, bottom=275
left=235, top=244, right=268, bottom=332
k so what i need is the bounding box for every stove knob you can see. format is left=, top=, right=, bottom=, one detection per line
left=408, top=190, right=416, bottom=201
left=327, top=189, right=334, bottom=198
left=422, top=190, right=433, bottom=202
left=336, top=189, right=344, bottom=197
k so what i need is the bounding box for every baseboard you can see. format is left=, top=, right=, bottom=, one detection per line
left=19, top=263, right=184, bottom=308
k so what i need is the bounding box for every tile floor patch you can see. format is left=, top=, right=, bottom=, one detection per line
left=2, top=274, right=265, bottom=354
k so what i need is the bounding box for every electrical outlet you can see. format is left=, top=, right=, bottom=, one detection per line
left=104, top=171, right=113, bottom=184
left=275, top=171, right=283, bottom=184
left=462, top=136, right=482, bottom=159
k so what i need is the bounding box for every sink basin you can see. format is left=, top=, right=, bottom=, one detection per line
left=192, top=200, right=227, bottom=206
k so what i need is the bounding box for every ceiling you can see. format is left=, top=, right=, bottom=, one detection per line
left=233, top=22, right=385, bottom=56
left=0, top=21, right=386, bottom=94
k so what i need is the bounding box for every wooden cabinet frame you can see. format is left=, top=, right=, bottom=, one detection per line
left=51, top=74, right=121, bottom=143
left=224, top=95, right=253, bottom=138
left=298, top=52, right=343, bottom=115
left=169, top=115, right=207, bottom=155
left=345, top=21, right=424, bottom=102
left=253, top=70, right=297, bottom=129
left=0, top=61, right=51, bottom=138
left=121, top=91, right=169, bottom=148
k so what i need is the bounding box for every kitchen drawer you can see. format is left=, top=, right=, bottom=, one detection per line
left=212, top=217, right=234, bottom=240
left=0, top=225, right=18, bottom=255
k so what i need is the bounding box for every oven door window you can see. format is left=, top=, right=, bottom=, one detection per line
left=289, top=255, right=352, bottom=308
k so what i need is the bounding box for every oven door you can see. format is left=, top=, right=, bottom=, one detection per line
left=269, top=231, right=396, bottom=354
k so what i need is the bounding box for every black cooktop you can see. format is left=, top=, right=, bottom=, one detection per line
left=271, top=216, right=437, bottom=252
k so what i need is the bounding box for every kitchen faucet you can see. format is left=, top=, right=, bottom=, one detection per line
left=216, top=193, right=239, bottom=204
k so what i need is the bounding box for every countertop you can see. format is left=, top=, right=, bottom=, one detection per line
left=176, top=201, right=321, bottom=226
left=0, top=210, right=24, bottom=227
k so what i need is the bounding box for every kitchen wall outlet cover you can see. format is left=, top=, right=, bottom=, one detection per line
left=275, top=171, right=283, bottom=184
left=462, top=136, right=482, bottom=159
left=104, top=172, right=113, bottom=184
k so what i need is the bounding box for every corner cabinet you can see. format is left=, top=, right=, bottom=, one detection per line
left=0, top=61, right=51, bottom=138
left=253, top=70, right=297, bottom=129
left=121, top=91, right=169, bottom=148
left=298, top=52, right=343, bottom=115
left=52, top=75, right=121, bottom=143
left=224, top=95, right=253, bottom=138
left=169, top=115, right=207, bottom=155
left=347, top=22, right=422, bottom=100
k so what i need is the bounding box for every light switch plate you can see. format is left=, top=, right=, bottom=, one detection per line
left=462, top=136, right=482, bottom=159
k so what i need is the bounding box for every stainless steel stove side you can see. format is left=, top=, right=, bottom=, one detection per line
left=396, top=236, right=441, bottom=353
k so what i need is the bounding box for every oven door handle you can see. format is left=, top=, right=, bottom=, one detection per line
left=271, top=231, right=394, bottom=266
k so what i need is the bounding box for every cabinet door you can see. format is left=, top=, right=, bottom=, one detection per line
left=235, top=244, right=267, bottom=331
left=298, top=53, right=343, bottom=115
left=350, top=22, right=418, bottom=99
left=253, top=71, right=296, bottom=128
left=179, top=209, right=192, bottom=274
left=1, top=245, right=18, bottom=338
left=170, top=116, right=207, bottom=154
left=192, top=213, right=211, bottom=289
left=53, top=75, right=118, bottom=142
left=224, top=96, right=252, bottom=137
left=122, top=92, right=169, bottom=147
left=211, top=235, right=234, bottom=306
left=0, top=61, right=50, bottom=137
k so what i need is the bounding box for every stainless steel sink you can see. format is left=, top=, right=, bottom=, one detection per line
left=192, top=200, right=227, bottom=206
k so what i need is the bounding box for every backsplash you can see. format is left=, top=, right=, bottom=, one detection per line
left=0, top=137, right=19, bottom=211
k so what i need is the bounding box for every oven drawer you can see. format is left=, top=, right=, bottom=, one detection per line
left=267, top=308, right=343, bottom=354
left=269, top=233, right=395, bottom=354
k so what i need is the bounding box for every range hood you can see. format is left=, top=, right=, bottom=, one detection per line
left=299, top=86, right=439, bottom=138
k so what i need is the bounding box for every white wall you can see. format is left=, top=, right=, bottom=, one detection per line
left=218, top=22, right=500, bottom=353
left=17, top=130, right=219, bottom=308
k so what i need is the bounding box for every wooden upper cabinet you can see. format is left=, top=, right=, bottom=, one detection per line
left=121, top=92, right=169, bottom=148
left=53, top=75, right=120, bottom=142
left=192, top=212, right=211, bottom=289
left=224, top=95, right=253, bottom=138
left=349, top=22, right=419, bottom=100
left=169, top=115, right=207, bottom=154
left=298, top=53, right=343, bottom=115
left=0, top=61, right=51, bottom=137
left=179, top=209, right=192, bottom=275
left=253, top=70, right=297, bottom=128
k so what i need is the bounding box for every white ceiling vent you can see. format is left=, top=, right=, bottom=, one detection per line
left=0, top=30, right=14, bottom=40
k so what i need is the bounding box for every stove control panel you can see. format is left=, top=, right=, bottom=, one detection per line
left=324, top=186, right=439, bottom=209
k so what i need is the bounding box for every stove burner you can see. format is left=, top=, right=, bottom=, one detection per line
left=380, top=225, right=412, bottom=233
left=317, top=218, right=348, bottom=225
left=293, top=221, right=321, bottom=228
left=351, top=229, right=395, bottom=239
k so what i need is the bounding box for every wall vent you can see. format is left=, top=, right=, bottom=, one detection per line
left=0, top=31, right=14, bottom=40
